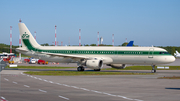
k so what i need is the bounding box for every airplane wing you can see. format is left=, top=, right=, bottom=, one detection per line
left=41, top=52, right=89, bottom=60
left=41, top=52, right=113, bottom=64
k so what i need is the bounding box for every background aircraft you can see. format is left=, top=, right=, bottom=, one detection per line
left=126, top=41, right=134, bottom=46
left=174, top=51, right=180, bottom=58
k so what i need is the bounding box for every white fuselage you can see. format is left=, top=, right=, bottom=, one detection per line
left=16, top=46, right=175, bottom=65
left=16, top=22, right=176, bottom=70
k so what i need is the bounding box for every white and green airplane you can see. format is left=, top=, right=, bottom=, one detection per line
left=16, top=22, right=175, bottom=73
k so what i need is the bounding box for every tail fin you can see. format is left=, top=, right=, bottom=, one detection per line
left=176, top=51, right=179, bottom=55
left=126, top=41, right=134, bottom=46
left=174, top=53, right=177, bottom=56
left=18, top=23, right=40, bottom=50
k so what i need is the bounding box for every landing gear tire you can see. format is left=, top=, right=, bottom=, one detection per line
left=151, top=69, right=156, bottom=73
left=94, top=69, right=101, bottom=71
left=77, top=66, right=84, bottom=71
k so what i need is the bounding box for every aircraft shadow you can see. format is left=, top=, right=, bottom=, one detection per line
left=9, top=68, right=151, bottom=73
left=165, top=88, right=180, bottom=90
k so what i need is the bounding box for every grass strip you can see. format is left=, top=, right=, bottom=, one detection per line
left=103, top=66, right=180, bottom=70
left=7, top=66, right=75, bottom=69
left=24, top=71, right=154, bottom=76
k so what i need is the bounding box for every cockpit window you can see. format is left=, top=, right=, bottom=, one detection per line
left=159, top=52, right=170, bottom=54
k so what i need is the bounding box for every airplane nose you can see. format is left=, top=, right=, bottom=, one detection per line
left=168, top=56, right=176, bottom=63
left=171, top=56, right=176, bottom=62
left=163, top=56, right=176, bottom=64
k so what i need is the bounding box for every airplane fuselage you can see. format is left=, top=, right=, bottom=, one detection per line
left=16, top=22, right=176, bottom=72
left=16, top=46, right=175, bottom=65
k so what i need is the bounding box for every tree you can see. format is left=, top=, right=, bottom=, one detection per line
left=121, top=42, right=128, bottom=46
left=90, top=44, right=97, bottom=46
left=41, top=43, right=49, bottom=46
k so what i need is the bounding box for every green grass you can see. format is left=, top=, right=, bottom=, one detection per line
left=24, top=71, right=154, bottom=76
left=7, top=66, right=76, bottom=69
left=102, top=66, right=180, bottom=70
left=158, top=76, right=180, bottom=79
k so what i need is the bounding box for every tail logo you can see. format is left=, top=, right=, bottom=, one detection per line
left=22, top=32, right=29, bottom=39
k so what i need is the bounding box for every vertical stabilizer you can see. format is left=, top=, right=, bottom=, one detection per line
left=18, top=23, right=40, bottom=49
left=176, top=51, right=179, bottom=55
left=127, top=41, right=134, bottom=46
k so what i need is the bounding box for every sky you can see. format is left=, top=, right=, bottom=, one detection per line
left=0, top=0, right=180, bottom=46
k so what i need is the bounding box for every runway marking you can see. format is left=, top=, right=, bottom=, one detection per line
left=62, top=84, right=70, bottom=87
left=117, top=95, right=140, bottom=101
left=44, top=80, right=48, bottom=82
left=56, top=83, right=62, bottom=85
left=109, top=94, right=117, bottom=97
left=103, top=92, right=113, bottom=96
left=1, top=96, right=6, bottom=99
left=21, top=72, right=25, bottom=75
left=4, top=78, right=9, bottom=81
left=22, top=72, right=143, bottom=101
left=13, top=82, right=18, bottom=84
left=38, top=78, right=42, bottom=80
left=1, top=96, right=8, bottom=101
left=134, top=99, right=143, bottom=101
left=102, top=92, right=117, bottom=97
left=80, top=88, right=90, bottom=91
left=70, top=86, right=79, bottom=89
left=39, top=89, right=47, bottom=93
left=91, top=90, right=102, bottom=94
left=24, top=85, right=30, bottom=88
left=58, top=95, right=69, bottom=100
left=122, top=97, right=133, bottom=100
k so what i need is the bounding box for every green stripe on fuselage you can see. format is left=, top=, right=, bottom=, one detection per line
left=22, top=39, right=171, bottom=56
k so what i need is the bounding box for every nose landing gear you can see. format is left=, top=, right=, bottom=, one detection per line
left=151, top=65, right=156, bottom=73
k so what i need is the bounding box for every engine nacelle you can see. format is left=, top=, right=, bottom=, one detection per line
left=86, top=60, right=103, bottom=69
left=108, top=64, right=126, bottom=69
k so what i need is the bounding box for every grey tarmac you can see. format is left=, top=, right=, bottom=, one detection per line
left=0, top=59, right=180, bottom=101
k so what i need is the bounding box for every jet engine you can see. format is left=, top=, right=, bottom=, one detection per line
left=85, top=59, right=103, bottom=69
left=107, top=64, right=126, bottom=69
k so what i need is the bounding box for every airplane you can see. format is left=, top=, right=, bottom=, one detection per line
left=16, top=22, right=175, bottom=73
left=126, top=41, right=134, bottom=46
left=174, top=50, right=180, bottom=58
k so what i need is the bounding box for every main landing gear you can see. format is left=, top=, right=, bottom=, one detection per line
left=77, top=66, right=85, bottom=71
left=151, top=65, right=156, bottom=73
left=94, top=69, right=101, bottom=71
left=77, top=66, right=101, bottom=71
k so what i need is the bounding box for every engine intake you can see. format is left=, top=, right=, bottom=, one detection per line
left=86, top=60, right=103, bottom=69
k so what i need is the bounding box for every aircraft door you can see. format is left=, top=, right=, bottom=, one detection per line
left=114, top=50, right=118, bottom=57
left=148, top=48, right=154, bottom=58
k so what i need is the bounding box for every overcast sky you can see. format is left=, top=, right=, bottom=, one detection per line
left=0, top=0, right=180, bottom=46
